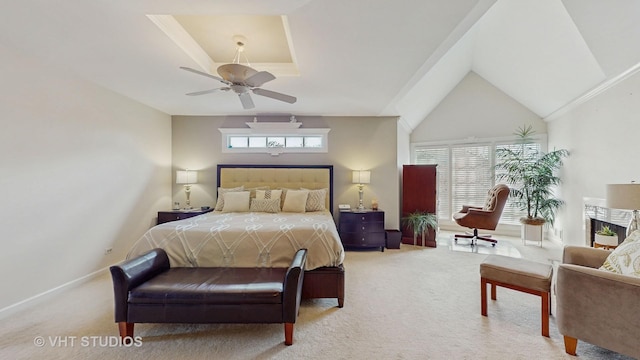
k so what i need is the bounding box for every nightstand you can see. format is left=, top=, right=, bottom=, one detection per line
left=339, top=209, right=385, bottom=251
left=157, top=208, right=213, bottom=225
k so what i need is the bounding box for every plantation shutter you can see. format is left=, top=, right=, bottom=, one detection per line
left=413, top=136, right=544, bottom=227
left=415, top=147, right=449, bottom=220
left=451, top=145, right=492, bottom=215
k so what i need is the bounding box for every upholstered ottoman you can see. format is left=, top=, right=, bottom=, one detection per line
left=480, top=255, right=553, bottom=337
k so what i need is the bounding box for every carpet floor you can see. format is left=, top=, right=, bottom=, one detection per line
left=0, top=232, right=634, bottom=360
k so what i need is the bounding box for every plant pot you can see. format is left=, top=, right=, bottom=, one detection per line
left=595, top=234, right=618, bottom=247
left=522, top=223, right=543, bottom=245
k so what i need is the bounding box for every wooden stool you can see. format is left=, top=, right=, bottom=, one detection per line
left=480, top=255, right=553, bottom=337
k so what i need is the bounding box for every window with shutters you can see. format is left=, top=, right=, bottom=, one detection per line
left=412, top=134, right=547, bottom=227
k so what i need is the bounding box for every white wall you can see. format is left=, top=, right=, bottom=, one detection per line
left=548, top=70, right=640, bottom=246
left=171, top=115, right=401, bottom=229
left=0, top=42, right=171, bottom=311
left=411, top=72, right=545, bottom=142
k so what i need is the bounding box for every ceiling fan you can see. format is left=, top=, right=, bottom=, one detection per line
left=180, top=38, right=296, bottom=110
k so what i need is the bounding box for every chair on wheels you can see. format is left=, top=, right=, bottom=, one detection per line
left=453, top=184, right=509, bottom=246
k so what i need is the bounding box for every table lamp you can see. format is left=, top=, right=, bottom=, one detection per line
left=176, top=170, right=198, bottom=209
left=352, top=170, right=371, bottom=210
left=606, top=183, right=640, bottom=236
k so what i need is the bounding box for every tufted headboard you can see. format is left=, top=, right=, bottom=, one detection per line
left=216, top=165, right=334, bottom=213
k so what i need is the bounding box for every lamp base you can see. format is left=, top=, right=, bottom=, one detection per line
left=184, top=185, right=192, bottom=210
left=627, top=209, right=640, bottom=236
left=357, top=186, right=365, bottom=210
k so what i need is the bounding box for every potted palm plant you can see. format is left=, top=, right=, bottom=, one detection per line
left=401, top=211, right=438, bottom=247
left=495, top=125, right=569, bottom=242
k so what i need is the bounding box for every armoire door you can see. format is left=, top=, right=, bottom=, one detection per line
left=402, top=165, right=437, bottom=247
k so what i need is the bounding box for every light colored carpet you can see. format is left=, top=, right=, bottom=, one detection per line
left=0, top=232, right=633, bottom=360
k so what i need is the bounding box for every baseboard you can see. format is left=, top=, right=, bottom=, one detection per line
left=0, top=266, right=109, bottom=319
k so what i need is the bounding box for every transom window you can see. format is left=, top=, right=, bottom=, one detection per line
left=220, top=128, right=329, bottom=155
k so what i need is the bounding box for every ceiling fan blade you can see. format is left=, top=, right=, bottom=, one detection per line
left=252, top=88, right=297, bottom=104
left=185, top=87, right=230, bottom=96
left=245, top=71, right=276, bottom=87
left=180, top=66, right=226, bottom=83
left=238, top=92, right=255, bottom=109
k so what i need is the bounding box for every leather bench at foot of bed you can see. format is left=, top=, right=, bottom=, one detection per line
left=109, top=248, right=307, bottom=346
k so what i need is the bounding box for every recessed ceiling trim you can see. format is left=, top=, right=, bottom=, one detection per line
left=280, top=15, right=299, bottom=75
left=254, top=63, right=299, bottom=77
left=148, top=14, right=299, bottom=77
left=146, top=15, right=212, bottom=73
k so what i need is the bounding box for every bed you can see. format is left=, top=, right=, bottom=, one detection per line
left=126, top=164, right=345, bottom=307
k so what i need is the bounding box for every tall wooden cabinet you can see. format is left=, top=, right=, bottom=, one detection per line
left=402, top=165, right=437, bottom=247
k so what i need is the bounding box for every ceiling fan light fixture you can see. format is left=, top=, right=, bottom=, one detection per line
left=180, top=34, right=296, bottom=109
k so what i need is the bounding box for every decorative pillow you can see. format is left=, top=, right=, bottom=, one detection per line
left=221, top=191, right=250, bottom=213
left=214, top=186, right=244, bottom=211
left=245, top=186, right=270, bottom=199
left=255, top=189, right=283, bottom=201
left=282, top=190, right=309, bottom=213
left=250, top=198, right=281, bottom=213
left=301, top=188, right=327, bottom=212
left=278, top=188, right=298, bottom=208
left=599, top=230, right=640, bottom=277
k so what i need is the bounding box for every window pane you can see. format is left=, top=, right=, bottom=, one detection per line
left=229, top=136, right=248, bottom=148
left=249, top=137, right=266, bottom=148
left=413, top=138, right=544, bottom=227
left=286, top=137, right=304, bottom=148
left=267, top=137, right=285, bottom=147
left=304, top=137, right=322, bottom=148
left=416, top=147, right=449, bottom=220
left=451, top=145, right=492, bottom=216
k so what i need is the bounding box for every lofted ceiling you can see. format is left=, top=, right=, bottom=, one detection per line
left=0, top=0, right=639, bottom=130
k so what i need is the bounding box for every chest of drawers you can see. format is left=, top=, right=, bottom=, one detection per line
left=338, top=210, right=385, bottom=251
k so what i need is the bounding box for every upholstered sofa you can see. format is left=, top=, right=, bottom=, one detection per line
left=556, top=246, right=640, bottom=358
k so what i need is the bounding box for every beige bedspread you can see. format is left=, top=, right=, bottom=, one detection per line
left=127, top=211, right=344, bottom=270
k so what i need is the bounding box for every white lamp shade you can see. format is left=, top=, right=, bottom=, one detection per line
left=606, top=183, right=640, bottom=210
left=176, top=170, right=198, bottom=184
left=352, top=170, right=371, bottom=184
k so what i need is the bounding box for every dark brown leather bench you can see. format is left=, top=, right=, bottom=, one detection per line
left=109, top=248, right=307, bottom=345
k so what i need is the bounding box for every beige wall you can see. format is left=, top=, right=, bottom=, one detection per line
left=548, top=70, right=640, bottom=246
left=171, top=115, right=401, bottom=229
left=0, top=42, right=171, bottom=311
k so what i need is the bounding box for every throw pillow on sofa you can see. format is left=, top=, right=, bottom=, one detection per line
left=599, top=230, right=640, bottom=277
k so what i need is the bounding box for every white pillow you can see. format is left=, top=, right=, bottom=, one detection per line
left=301, top=188, right=327, bottom=212
left=250, top=198, right=281, bottom=213
left=599, top=230, right=640, bottom=277
left=282, top=190, right=309, bottom=213
left=214, top=186, right=244, bottom=211
left=221, top=191, right=250, bottom=212
left=255, top=189, right=283, bottom=201
left=245, top=186, right=269, bottom=199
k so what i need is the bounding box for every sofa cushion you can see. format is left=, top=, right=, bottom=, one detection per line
left=599, top=230, right=640, bottom=277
